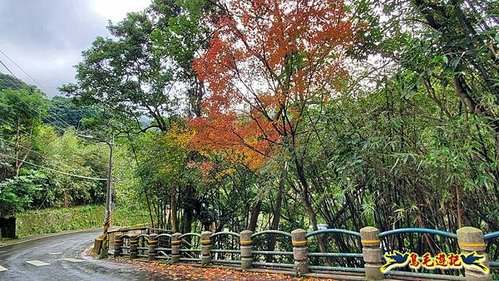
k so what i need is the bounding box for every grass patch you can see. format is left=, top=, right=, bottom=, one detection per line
left=16, top=205, right=150, bottom=238
left=0, top=237, right=14, bottom=247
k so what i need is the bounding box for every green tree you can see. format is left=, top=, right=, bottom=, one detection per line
left=0, top=73, right=37, bottom=92
left=0, top=170, right=46, bottom=217
left=45, top=96, right=101, bottom=132
left=31, top=126, right=107, bottom=208
left=0, top=88, right=47, bottom=177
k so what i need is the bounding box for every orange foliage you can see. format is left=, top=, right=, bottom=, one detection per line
left=191, top=0, right=355, bottom=169
left=165, top=122, right=195, bottom=149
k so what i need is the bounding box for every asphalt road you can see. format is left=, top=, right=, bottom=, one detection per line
left=0, top=230, right=163, bottom=281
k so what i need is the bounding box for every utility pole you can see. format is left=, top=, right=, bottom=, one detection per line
left=78, top=134, right=113, bottom=255
left=103, top=135, right=113, bottom=247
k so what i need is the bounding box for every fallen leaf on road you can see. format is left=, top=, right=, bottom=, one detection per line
left=111, top=257, right=336, bottom=280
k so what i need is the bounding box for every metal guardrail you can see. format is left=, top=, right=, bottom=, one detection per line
left=211, top=231, right=240, bottom=238
left=308, top=252, right=363, bottom=258
left=111, top=226, right=498, bottom=280
left=308, top=265, right=365, bottom=273
left=305, top=228, right=363, bottom=273
left=306, top=229, right=361, bottom=238
left=379, top=228, right=458, bottom=239
left=484, top=231, right=499, bottom=240
left=251, top=230, right=292, bottom=238
left=386, top=271, right=464, bottom=281
left=210, top=232, right=241, bottom=263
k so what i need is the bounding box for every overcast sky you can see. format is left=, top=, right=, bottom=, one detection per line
left=0, top=0, right=151, bottom=97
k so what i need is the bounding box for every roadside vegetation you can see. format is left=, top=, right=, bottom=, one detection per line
left=16, top=205, right=150, bottom=238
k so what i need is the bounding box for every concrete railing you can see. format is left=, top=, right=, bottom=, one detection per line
left=111, top=226, right=499, bottom=280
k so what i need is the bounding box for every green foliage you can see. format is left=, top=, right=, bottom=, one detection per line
left=45, top=96, right=101, bottom=131
left=0, top=171, right=45, bottom=217
left=0, top=73, right=37, bottom=92
left=0, top=88, right=108, bottom=214
left=61, top=10, right=177, bottom=132
left=62, top=0, right=211, bottom=132
left=0, top=88, right=47, bottom=135
left=30, top=127, right=107, bottom=208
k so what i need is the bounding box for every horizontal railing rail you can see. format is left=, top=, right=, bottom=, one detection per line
left=379, top=228, right=458, bottom=239
left=306, top=228, right=363, bottom=273
left=251, top=230, right=292, bottom=238
left=306, top=229, right=361, bottom=238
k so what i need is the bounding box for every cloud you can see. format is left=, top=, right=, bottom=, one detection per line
left=0, top=0, right=150, bottom=97
left=90, top=0, right=151, bottom=22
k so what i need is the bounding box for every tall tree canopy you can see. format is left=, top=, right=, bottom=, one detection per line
left=61, top=0, right=212, bottom=132
left=191, top=0, right=356, bottom=230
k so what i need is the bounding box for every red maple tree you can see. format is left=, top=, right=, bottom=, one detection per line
left=190, top=0, right=356, bottom=228
left=192, top=0, right=354, bottom=157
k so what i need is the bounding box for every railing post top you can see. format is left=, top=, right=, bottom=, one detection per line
left=291, top=229, right=307, bottom=242
left=149, top=233, right=158, bottom=239
left=172, top=232, right=182, bottom=240
left=240, top=230, right=253, bottom=240
left=130, top=235, right=139, bottom=243
left=457, top=227, right=484, bottom=243
left=457, top=227, right=486, bottom=251
left=360, top=227, right=380, bottom=247
left=457, top=227, right=483, bottom=236
left=201, top=231, right=212, bottom=239
left=201, top=232, right=212, bottom=245
left=291, top=228, right=306, bottom=234
left=360, top=226, right=379, bottom=235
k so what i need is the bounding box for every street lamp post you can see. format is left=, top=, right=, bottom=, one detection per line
left=78, top=134, right=113, bottom=255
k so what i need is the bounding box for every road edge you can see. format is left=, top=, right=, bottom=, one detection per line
left=0, top=228, right=101, bottom=248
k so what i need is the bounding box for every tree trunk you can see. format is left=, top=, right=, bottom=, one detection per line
left=182, top=185, right=195, bottom=234
left=183, top=207, right=193, bottom=234
left=247, top=200, right=261, bottom=231
left=454, top=185, right=463, bottom=228
left=294, top=157, right=327, bottom=253
left=170, top=185, right=178, bottom=232
left=266, top=182, right=284, bottom=261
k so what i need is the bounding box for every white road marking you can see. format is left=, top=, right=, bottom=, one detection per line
left=26, top=260, right=50, bottom=266
left=49, top=252, right=62, bottom=255
left=61, top=258, right=84, bottom=263
left=0, top=265, right=7, bottom=272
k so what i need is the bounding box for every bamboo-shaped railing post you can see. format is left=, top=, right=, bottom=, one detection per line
left=292, top=229, right=309, bottom=274
left=171, top=232, right=182, bottom=263
left=457, top=227, right=492, bottom=280
left=129, top=235, right=139, bottom=259
left=360, top=227, right=384, bottom=280
left=113, top=234, right=123, bottom=256
left=201, top=231, right=212, bottom=266
left=148, top=233, right=158, bottom=261
left=240, top=230, right=253, bottom=270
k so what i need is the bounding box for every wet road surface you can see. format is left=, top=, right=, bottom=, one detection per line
left=0, top=230, right=164, bottom=281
